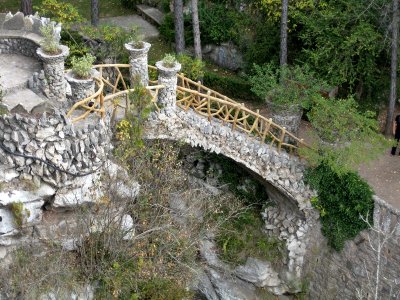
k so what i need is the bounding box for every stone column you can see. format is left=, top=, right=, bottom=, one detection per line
left=124, top=42, right=151, bottom=87
left=36, top=45, right=69, bottom=102
left=155, top=61, right=181, bottom=109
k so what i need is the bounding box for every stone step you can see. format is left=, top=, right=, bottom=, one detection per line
left=3, top=88, right=47, bottom=113
left=136, top=4, right=165, bottom=27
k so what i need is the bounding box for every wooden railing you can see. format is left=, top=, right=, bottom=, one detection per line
left=67, top=64, right=162, bottom=123
left=176, top=85, right=307, bottom=153
left=66, top=77, right=105, bottom=123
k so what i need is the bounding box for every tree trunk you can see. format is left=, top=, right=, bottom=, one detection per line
left=20, top=0, right=33, bottom=16
left=279, top=0, right=288, bottom=66
left=385, top=0, right=399, bottom=136
left=191, top=0, right=202, bottom=60
left=91, top=0, right=100, bottom=27
left=174, top=0, right=185, bottom=54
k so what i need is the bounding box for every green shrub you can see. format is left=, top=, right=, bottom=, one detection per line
left=120, top=0, right=139, bottom=9
left=39, top=24, right=61, bottom=54
left=305, top=161, right=374, bottom=251
left=162, top=53, right=177, bottom=68
left=203, top=71, right=258, bottom=102
left=177, top=54, right=205, bottom=81
left=71, top=54, right=96, bottom=79
left=215, top=208, right=284, bottom=265
left=249, top=63, right=327, bottom=107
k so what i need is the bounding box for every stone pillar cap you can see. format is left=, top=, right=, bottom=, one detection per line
left=124, top=41, right=151, bottom=54
left=155, top=60, right=182, bottom=74
left=36, top=44, right=69, bottom=62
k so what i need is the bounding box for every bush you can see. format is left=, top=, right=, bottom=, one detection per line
left=215, top=208, right=284, bottom=265
left=177, top=54, right=205, bottom=81
left=305, top=161, right=374, bottom=251
left=162, top=53, right=177, bottom=68
left=203, top=71, right=258, bottom=101
left=249, top=63, right=327, bottom=108
left=71, top=54, right=96, bottom=79
left=39, top=24, right=61, bottom=54
left=120, top=0, right=139, bottom=9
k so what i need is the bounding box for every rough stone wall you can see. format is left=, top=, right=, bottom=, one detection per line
left=0, top=37, right=39, bottom=58
left=125, top=42, right=151, bottom=86
left=145, top=107, right=317, bottom=281
left=156, top=61, right=181, bottom=108
left=0, top=112, right=111, bottom=188
left=304, top=196, right=400, bottom=299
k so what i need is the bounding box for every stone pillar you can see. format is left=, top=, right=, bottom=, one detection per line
left=65, top=70, right=99, bottom=102
left=36, top=45, right=69, bottom=102
left=155, top=61, right=181, bottom=109
left=124, top=42, right=151, bottom=87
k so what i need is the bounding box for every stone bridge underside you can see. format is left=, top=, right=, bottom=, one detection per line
left=145, top=107, right=318, bottom=280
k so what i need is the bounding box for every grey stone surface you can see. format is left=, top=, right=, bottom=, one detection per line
left=234, top=258, right=282, bottom=288
left=65, top=70, right=96, bottom=103
left=304, top=196, right=400, bottom=299
left=3, top=89, right=47, bottom=113
left=36, top=45, right=69, bottom=101
left=125, top=42, right=151, bottom=86
left=203, top=43, right=244, bottom=71
left=2, top=12, right=25, bottom=31
left=156, top=60, right=181, bottom=108
left=0, top=54, right=41, bottom=95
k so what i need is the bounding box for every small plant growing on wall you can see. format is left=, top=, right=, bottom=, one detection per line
left=162, top=54, right=177, bottom=68
left=39, top=23, right=61, bottom=55
left=9, top=202, right=30, bottom=228
left=70, top=54, right=96, bottom=79
left=127, top=25, right=144, bottom=49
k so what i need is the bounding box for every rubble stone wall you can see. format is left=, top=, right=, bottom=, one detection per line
left=304, top=196, right=400, bottom=299
left=0, top=112, right=111, bottom=188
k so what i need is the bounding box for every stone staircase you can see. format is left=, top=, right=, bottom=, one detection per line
left=136, top=4, right=165, bottom=26
left=0, top=54, right=47, bottom=113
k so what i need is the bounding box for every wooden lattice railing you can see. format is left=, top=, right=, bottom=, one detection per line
left=67, top=64, right=163, bottom=123
left=175, top=84, right=307, bottom=153
left=67, top=64, right=308, bottom=152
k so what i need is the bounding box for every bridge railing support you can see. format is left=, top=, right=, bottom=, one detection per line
left=155, top=60, right=181, bottom=110
left=125, top=42, right=151, bottom=87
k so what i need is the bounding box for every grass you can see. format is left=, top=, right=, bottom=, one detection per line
left=0, top=0, right=133, bottom=19
left=215, top=207, right=285, bottom=266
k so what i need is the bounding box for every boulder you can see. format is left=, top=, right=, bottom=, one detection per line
left=234, top=257, right=282, bottom=288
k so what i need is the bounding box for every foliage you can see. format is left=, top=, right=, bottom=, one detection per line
left=120, top=0, right=139, bottom=9
left=126, top=25, right=145, bottom=48
left=80, top=24, right=139, bottom=62
left=249, top=63, right=327, bottom=108
left=215, top=207, right=284, bottom=265
left=71, top=53, right=96, bottom=79
left=177, top=54, right=205, bottom=81
left=0, top=247, right=81, bottom=299
left=297, top=0, right=387, bottom=100
left=203, top=71, right=257, bottom=102
left=115, top=79, right=153, bottom=159
left=39, top=24, right=61, bottom=54
left=305, top=161, right=374, bottom=251
left=162, top=53, right=177, bottom=68
left=35, top=0, right=84, bottom=28
left=301, top=95, right=392, bottom=173
left=9, top=202, right=30, bottom=228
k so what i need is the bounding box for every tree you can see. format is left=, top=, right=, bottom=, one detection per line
left=20, top=0, right=32, bottom=15
left=279, top=0, right=288, bottom=66
left=91, top=0, right=99, bottom=27
left=174, top=0, right=185, bottom=54
left=191, top=0, right=202, bottom=60
left=385, top=0, right=399, bottom=136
